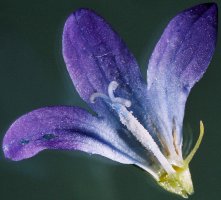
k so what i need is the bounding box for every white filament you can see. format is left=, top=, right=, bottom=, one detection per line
left=112, top=104, right=175, bottom=174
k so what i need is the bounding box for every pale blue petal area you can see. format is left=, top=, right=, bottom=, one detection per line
left=3, top=106, right=155, bottom=173
left=146, top=3, right=217, bottom=154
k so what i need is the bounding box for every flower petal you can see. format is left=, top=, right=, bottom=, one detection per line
left=146, top=3, right=217, bottom=154
left=62, top=9, right=146, bottom=119
left=3, top=106, right=154, bottom=171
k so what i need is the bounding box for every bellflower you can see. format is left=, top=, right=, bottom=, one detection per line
left=2, top=3, right=217, bottom=198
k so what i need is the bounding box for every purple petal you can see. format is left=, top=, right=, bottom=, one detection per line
left=62, top=9, right=146, bottom=118
left=3, top=106, right=151, bottom=168
left=146, top=4, right=217, bottom=153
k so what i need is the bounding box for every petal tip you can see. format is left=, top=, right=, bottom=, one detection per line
left=195, top=2, right=218, bottom=18
left=66, top=8, right=98, bottom=24
left=3, top=143, right=11, bottom=159
left=206, top=2, right=218, bottom=9
left=73, top=8, right=96, bottom=15
left=205, top=2, right=218, bottom=17
left=184, top=2, right=218, bottom=17
left=2, top=132, right=27, bottom=161
left=2, top=136, right=21, bottom=161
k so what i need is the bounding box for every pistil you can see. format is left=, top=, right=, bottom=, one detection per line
left=90, top=81, right=176, bottom=175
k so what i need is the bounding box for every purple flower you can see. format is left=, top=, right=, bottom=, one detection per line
left=2, top=3, right=217, bottom=198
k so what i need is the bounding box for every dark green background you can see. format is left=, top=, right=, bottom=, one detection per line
left=0, top=0, right=220, bottom=199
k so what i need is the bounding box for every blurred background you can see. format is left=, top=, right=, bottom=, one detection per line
left=0, top=0, right=220, bottom=199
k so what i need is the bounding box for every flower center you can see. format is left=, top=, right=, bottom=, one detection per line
left=90, top=81, right=176, bottom=175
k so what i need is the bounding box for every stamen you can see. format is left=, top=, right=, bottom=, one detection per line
left=184, top=121, right=204, bottom=166
left=90, top=81, right=175, bottom=175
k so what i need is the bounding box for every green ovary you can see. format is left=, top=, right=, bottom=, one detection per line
left=157, top=121, right=204, bottom=198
